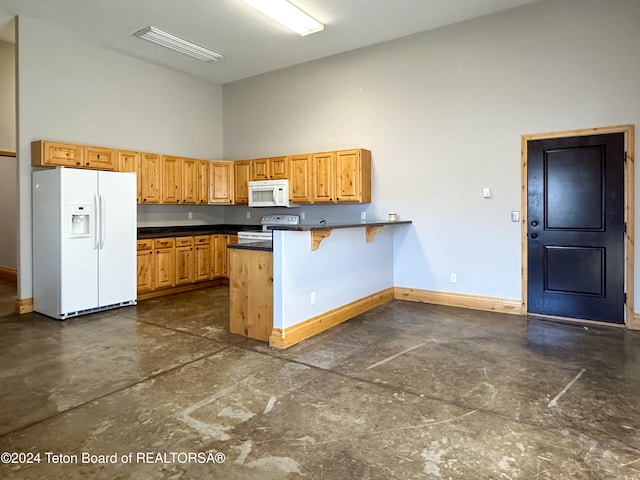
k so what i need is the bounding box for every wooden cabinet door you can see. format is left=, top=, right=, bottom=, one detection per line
left=252, top=158, right=270, bottom=180
left=162, top=156, right=182, bottom=203
left=195, top=244, right=211, bottom=281
left=234, top=161, right=251, bottom=204
left=335, top=148, right=371, bottom=203
left=137, top=240, right=154, bottom=292
left=181, top=158, right=198, bottom=204
left=270, top=156, right=288, bottom=179
left=194, top=235, right=211, bottom=281
left=32, top=141, right=83, bottom=167
left=197, top=160, right=209, bottom=204
left=84, top=146, right=116, bottom=170
left=311, top=151, right=335, bottom=202
left=209, top=161, right=234, bottom=204
left=154, top=238, right=175, bottom=288
left=335, top=149, right=360, bottom=202
left=288, top=154, right=311, bottom=203
left=212, top=234, right=226, bottom=277
left=140, top=153, right=161, bottom=204
left=175, top=246, right=194, bottom=284
left=118, top=151, right=141, bottom=203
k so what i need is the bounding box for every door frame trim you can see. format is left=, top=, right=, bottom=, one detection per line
left=521, top=124, right=635, bottom=328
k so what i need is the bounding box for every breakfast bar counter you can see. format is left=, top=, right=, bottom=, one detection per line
left=228, top=220, right=412, bottom=348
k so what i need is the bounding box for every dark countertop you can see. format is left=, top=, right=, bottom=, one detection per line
left=137, top=224, right=262, bottom=239
left=269, top=220, right=412, bottom=231
left=228, top=241, right=273, bottom=252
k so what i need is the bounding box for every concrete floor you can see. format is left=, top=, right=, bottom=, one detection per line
left=0, top=286, right=639, bottom=479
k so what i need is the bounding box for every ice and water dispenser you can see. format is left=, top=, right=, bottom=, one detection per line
left=69, top=204, right=91, bottom=238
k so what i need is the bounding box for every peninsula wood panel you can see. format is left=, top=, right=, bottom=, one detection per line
left=229, top=249, right=273, bottom=341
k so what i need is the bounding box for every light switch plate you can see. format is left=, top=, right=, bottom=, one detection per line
left=511, top=210, right=520, bottom=222
left=482, top=187, right=491, bottom=198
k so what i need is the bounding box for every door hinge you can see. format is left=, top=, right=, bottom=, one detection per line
left=624, top=293, right=627, bottom=304
left=625, top=222, right=627, bottom=233
left=624, top=151, right=627, bottom=162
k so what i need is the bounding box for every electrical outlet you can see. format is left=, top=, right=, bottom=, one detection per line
left=188, top=212, right=193, bottom=220
left=361, top=211, right=366, bottom=221
left=310, top=291, right=316, bottom=304
left=246, top=211, right=251, bottom=219
left=301, top=211, right=305, bottom=220
left=450, top=273, right=457, bottom=283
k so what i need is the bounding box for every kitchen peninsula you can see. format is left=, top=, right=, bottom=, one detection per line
left=229, top=220, right=412, bottom=348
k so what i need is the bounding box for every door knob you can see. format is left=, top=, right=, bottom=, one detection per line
left=530, top=233, right=538, bottom=239
left=530, top=221, right=538, bottom=227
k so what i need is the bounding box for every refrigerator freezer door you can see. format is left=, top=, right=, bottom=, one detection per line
left=97, top=171, right=137, bottom=307
left=59, top=168, right=100, bottom=315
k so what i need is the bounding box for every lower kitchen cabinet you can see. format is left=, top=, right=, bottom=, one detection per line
left=136, top=239, right=154, bottom=293
left=175, top=237, right=195, bottom=285
left=194, top=235, right=212, bottom=282
left=154, top=238, right=176, bottom=289
left=137, top=234, right=236, bottom=298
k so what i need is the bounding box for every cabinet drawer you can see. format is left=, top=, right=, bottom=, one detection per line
left=176, top=236, right=194, bottom=247
left=154, top=238, right=175, bottom=249
left=194, top=235, right=210, bottom=245
left=32, top=141, right=83, bottom=167
left=137, top=239, right=153, bottom=251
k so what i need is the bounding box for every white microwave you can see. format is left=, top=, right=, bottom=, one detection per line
left=248, top=179, right=299, bottom=208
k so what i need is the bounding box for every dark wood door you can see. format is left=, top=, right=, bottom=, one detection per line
left=527, top=133, right=625, bottom=324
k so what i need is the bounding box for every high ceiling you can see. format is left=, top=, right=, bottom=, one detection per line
left=0, top=0, right=539, bottom=84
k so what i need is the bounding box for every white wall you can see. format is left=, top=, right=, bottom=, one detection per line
left=0, top=155, right=17, bottom=269
left=273, top=228, right=395, bottom=329
left=16, top=16, right=224, bottom=298
left=0, top=39, right=15, bottom=151
left=224, top=0, right=640, bottom=305
left=0, top=38, right=16, bottom=270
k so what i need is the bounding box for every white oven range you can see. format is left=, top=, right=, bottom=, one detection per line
left=237, top=215, right=300, bottom=244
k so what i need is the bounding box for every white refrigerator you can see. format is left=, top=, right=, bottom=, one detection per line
left=33, top=167, right=137, bottom=319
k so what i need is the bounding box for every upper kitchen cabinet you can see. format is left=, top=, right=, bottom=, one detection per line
left=209, top=161, right=234, bottom=204
left=32, top=141, right=116, bottom=170
left=311, top=151, right=335, bottom=202
left=161, top=156, right=182, bottom=203
left=335, top=149, right=371, bottom=203
left=287, top=154, right=312, bottom=203
left=311, top=149, right=371, bottom=203
left=234, top=161, right=251, bottom=204
left=32, top=141, right=83, bottom=168
left=197, top=160, right=209, bottom=204
left=181, top=158, right=198, bottom=204
left=251, top=156, right=288, bottom=180
left=118, top=150, right=141, bottom=203
left=140, top=152, right=161, bottom=204
left=84, top=146, right=116, bottom=170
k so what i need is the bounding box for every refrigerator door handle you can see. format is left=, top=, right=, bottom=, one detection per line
left=94, top=192, right=100, bottom=250
left=99, top=192, right=106, bottom=249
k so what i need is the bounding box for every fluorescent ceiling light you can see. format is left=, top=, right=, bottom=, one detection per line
left=243, top=0, right=324, bottom=36
left=133, top=26, right=223, bottom=63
